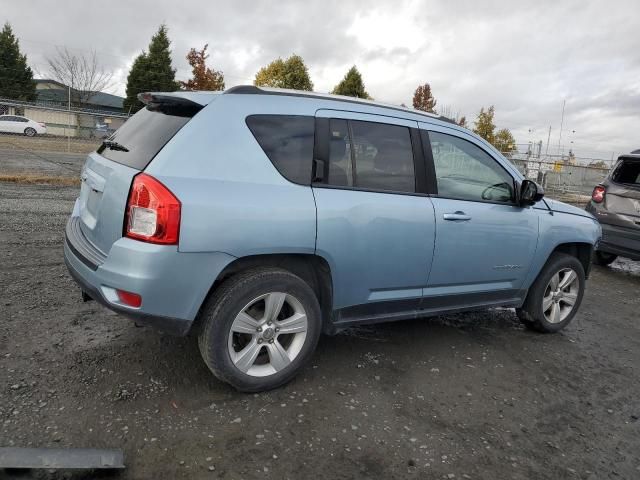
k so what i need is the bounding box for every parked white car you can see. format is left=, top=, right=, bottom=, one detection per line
left=0, top=115, right=47, bottom=137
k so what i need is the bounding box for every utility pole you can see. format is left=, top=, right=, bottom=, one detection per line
left=545, top=125, right=551, bottom=157
left=557, top=99, right=566, bottom=157
left=67, top=85, right=71, bottom=153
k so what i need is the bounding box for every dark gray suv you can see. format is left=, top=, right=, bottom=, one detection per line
left=586, top=154, right=640, bottom=265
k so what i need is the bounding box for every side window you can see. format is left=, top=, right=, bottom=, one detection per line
left=350, top=120, right=415, bottom=193
left=328, top=119, right=353, bottom=187
left=429, top=131, right=514, bottom=203
left=325, top=119, right=416, bottom=193
left=246, top=115, right=314, bottom=184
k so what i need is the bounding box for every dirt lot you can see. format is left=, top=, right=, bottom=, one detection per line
left=1, top=181, right=639, bottom=480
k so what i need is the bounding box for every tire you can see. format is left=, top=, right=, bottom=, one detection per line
left=198, top=268, right=322, bottom=392
left=516, top=253, right=585, bottom=333
left=593, top=251, right=617, bottom=266
left=24, top=127, right=37, bottom=137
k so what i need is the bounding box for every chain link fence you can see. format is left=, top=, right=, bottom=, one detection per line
left=0, top=98, right=128, bottom=180
left=505, top=151, right=611, bottom=204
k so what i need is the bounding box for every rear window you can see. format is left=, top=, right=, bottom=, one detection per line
left=612, top=160, right=640, bottom=185
left=246, top=115, right=314, bottom=184
left=97, top=107, right=192, bottom=170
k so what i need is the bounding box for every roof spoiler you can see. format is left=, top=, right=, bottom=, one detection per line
left=137, top=93, right=203, bottom=117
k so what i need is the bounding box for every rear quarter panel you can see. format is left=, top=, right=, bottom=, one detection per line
left=144, top=95, right=318, bottom=256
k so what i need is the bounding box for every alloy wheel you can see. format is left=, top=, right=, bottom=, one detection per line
left=227, top=292, right=308, bottom=377
left=542, top=268, right=579, bottom=324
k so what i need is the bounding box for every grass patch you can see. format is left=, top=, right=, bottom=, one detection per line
left=0, top=174, right=80, bottom=186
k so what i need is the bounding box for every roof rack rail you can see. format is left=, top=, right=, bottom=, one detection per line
left=224, top=85, right=458, bottom=125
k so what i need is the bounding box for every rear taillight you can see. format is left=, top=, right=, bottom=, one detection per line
left=592, top=185, right=606, bottom=203
left=125, top=173, right=181, bottom=244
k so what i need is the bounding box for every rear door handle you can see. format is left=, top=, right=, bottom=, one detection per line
left=443, top=211, right=471, bottom=221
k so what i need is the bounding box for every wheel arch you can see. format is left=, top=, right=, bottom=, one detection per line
left=194, top=253, right=334, bottom=335
left=549, top=242, right=593, bottom=278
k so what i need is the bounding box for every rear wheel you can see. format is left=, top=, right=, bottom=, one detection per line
left=198, top=268, right=322, bottom=392
left=24, top=127, right=36, bottom=137
left=593, top=251, right=617, bottom=266
left=517, top=253, right=585, bottom=333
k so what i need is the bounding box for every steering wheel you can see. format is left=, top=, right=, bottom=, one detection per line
left=481, top=182, right=512, bottom=201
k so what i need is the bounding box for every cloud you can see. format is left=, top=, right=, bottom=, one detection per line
left=3, top=0, right=639, bottom=156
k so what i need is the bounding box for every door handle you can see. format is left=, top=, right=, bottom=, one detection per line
left=443, top=211, right=471, bottom=221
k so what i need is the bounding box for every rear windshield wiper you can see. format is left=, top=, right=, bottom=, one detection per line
left=101, top=140, right=129, bottom=152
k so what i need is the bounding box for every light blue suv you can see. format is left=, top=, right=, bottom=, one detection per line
left=64, top=86, right=601, bottom=391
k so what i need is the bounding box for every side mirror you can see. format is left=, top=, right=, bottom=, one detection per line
left=519, top=180, right=544, bottom=206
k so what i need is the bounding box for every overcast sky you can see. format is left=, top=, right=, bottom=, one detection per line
left=3, top=0, right=639, bottom=159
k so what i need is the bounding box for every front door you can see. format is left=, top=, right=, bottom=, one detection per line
left=420, top=124, right=538, bottom=306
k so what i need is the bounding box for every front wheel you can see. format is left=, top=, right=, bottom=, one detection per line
left=517, top=253, right=585, bottom=333
left=24, top=127, right=37, bottom=137
left=198, top=268, right=322, bottom=392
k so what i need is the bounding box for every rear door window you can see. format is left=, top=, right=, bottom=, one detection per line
left=612, top=160, right=640, bottom=185
left=327, top=119, right=354, bottom=187
left=325, top=119, right=416, bottom=193
left=350, top=120, right=415, bottom=193
left=246, top=115, right=315, bottom=184
left=97, top=107, right=193, bottom=170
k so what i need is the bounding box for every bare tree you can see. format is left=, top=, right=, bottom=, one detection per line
left=46, top=47, right=113, bottom=107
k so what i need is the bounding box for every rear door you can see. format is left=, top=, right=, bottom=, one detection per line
left=76, top=98, right=204, bottom=255
left=606, top=158, right=640, bottom=225
left=601, top=157, right=640, bottom=249
left=312, top=110, right=436, bottom=318
left=420, top=123, right=538, bottom=305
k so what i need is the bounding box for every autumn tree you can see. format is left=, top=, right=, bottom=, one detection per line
left=494, top=128, right=516, bottom=154
left=181, top=44, right=224, bottom=91
left=457, top=116, right=468, bottom=128
left=124, top=25, right=179, bottom=113
left=46, top=47, right=113, bottom=106
left=254, top=54, right=313, bottom=91
left=0, top=22, right=36, bottom=101
left=331, top=66, right=370, bottom=99
left=412, top=83, right=436, bottom=113
left=473, top=106, right=496, bottom=144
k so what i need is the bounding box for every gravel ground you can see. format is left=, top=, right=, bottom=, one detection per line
left=0, top=134, right=98, bottom=155
left=0, top=147, right=85, bottom=177
left=1, top=181, right=639, bottom=480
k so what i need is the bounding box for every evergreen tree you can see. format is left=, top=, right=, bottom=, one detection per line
left=412, top=83, right=436, bottom=113
left=254, top=54, right=313, bottom=91
left=331, top=66, right=370, bottom=99
left=0, top=22, right=36, bottom=101
left=124, top=25, right=178, bottom=113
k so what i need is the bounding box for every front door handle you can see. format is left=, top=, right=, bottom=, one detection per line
left=443, top=211, right=471, bottom=221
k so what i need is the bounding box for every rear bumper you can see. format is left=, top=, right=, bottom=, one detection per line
left=64, top=216, right=235, bottom=336
left=597, top=222, right=640, bottom=261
